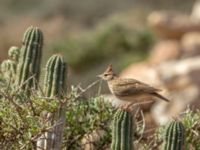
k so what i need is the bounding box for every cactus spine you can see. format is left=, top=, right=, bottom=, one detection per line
left=16, top=26, right=43, bottom=90
left=111, top=109, right=134, bottom=150
left=43, top=54, right=67, bottom=98
left=164, top=120, right=185, bottom=150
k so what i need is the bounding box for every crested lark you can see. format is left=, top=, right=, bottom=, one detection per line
left=98, top=65, right=170, bottom=105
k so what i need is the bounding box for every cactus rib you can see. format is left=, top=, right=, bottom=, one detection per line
left=164, top=120, right=185, bottom=150
left=44, top=54, right=67, bottom=98
left=111, top=109, right=134, bottom=150
left=16, top=26, right=43, bottom=90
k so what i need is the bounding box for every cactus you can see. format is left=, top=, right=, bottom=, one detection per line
left=1, top=46, right=19, bottom=83
left=16, top=26, right=43, bottom=90
left=111, top=109, right=134, bottom=150
left=164, top=120, right=185, bottom=150
left=8, top=46, right=20, bottom=62
left=37, top=54, right=67, bottom=150
left=43, top=54, right=67, bottom=98
left=1, top=59, right=17, bottom=83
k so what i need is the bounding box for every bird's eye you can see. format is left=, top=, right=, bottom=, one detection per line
left=104, top=74, right=109, bottom=76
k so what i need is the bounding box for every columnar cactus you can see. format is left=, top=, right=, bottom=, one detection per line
left=1, top=59, right=16, bottom=83
left=8, top=46, right=20, bottom=62
left=43, top=54, right=67, bottom=98
left=16, top=26, right=43, bottom=90
left=164, top=120, right=185, bottom=150
left=111, top=109, right=134, bottom=150
left=37, top=54, right=67, bottom=150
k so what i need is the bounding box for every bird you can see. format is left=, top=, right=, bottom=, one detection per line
left=97, top=65, right=170, bottom=106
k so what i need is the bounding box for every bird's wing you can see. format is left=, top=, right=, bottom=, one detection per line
left=112, top=78, right=161, bottom=96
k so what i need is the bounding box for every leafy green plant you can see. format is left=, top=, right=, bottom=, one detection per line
left=182, top=109, right=200, bottom=149
left=0, top=85, right=115, bottom=149
left=63, top=87, right=114, bottom=149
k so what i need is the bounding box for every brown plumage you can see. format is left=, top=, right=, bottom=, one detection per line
left=98, top=65, right=170, bottom=103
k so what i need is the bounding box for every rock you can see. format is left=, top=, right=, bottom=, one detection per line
left=191, top=0, right=200, bottom=22
left=81, top=130, right=109, bottom=150
left=149, top=40, right=181, bottom=65
left=157, top=56, right=200, bottom=87
left=181, top=32, right=200, bottom=58
left=151, top=84, right=199, bottom=125
left=152, top=56, right=200, bottom=125
left=120, top=62, right=161, bottom=86
left=148, top=11, right=200, bottom=39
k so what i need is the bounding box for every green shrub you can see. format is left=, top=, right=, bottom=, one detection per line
left=51, top=24, right=154, bottom=72
left=0, top=85, right=114, bottom=149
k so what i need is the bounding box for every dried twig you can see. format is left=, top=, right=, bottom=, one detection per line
left=75, top=79, right=100, bottom=99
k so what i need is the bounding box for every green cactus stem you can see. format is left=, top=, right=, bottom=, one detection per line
left=164, top=120, right=185, bottom=150
left=8, top=46, right=20, bottom=62
left=111, top=109, right=134, bottom=150
left=38, top=54, right=67, bottom=150
left=16, top=26, right=43, bottom=90
left=43, top=54, right=67, bottom=98
left=1, top=59, right=17, bottom=83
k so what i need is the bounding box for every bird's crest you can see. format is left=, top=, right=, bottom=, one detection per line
left=104, top=64, right=113, bottom=74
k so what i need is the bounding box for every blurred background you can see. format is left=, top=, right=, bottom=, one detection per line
left=1, top=0, right=200, bottom=130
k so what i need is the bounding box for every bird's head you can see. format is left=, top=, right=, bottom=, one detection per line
left=97, top=64, right=116, bottom=81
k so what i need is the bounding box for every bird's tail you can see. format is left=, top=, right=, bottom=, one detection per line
left=152, top=92, right=170, bottom=102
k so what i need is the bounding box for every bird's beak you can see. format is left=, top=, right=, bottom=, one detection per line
left=96, top=74, right=103, bottom=78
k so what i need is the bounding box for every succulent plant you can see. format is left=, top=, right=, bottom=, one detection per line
left=1, top=59, right=16, bottom=83
left=164, top=120, right=185, bottom=150
left=111, top=109, right=134, bottom=150
left=43, top=54, right=67, bottom=98
left=16, top=26, right=43, bottom=90
left=37, top=54, right=67, bottom=150
left=8, top=46, right=20, bottom=62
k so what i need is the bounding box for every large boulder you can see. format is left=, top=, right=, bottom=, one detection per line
left=191, top=0, right=200, bottom=22
left=152, top=84, right=199, bottom=125
left=157, top=56, right=200, bottom=87
left=181, top=32, right=200, bottom=58
left=120, top=62, right=161, bottom=86
left=149, top=40, right=181, bottom=65
left=148, top=11, right=200, bottom=39
left=152, top=56, right=200, bottom=125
